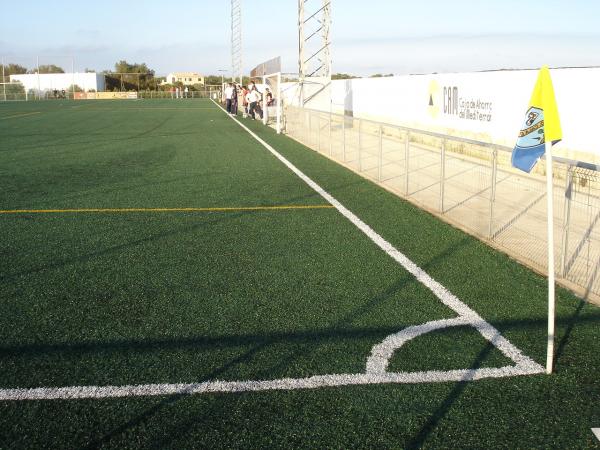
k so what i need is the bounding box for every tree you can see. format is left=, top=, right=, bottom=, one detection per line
left=66, top=84, right=84, bottom=92
left=204, top=75, right=225, bottom=85
left=115, top=60, right=155, bottom=89
left=332, top=73, right=358, bottom=80
left=3, top=81, right=25, bottom=94
left=1, top=63, right=28, bottom=82
left=29, top=64, right=65, bottom=74
left=369, top=73, right=394, bottom=78
left=105, top=60, right=157, bottom=91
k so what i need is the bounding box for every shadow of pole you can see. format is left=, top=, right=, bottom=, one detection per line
left=83, top=341, right=269, bottom=450
left=554, top=298, right=587, bottom=366
left=404, top=341, right=496, bottom=449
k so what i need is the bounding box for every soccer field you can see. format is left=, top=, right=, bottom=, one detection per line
left=0, top=98, right=599, bottom=449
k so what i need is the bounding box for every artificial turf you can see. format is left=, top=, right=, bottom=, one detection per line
left=0, top=99, right=599, bottom=449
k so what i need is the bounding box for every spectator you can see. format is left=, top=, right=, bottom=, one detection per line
left=231, top=84, right=239, bottom=116
left=241, top=85, right=249, bottom=118
left=265, top=88, right=274, bottom=106
left=247, top=85, right=263, bottom=120
left=184, top=86, right=189, bottom=99
left=224, top=83, right=235, bottom=115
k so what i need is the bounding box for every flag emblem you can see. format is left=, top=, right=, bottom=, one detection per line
left=518, top=107, right=545, bottom=147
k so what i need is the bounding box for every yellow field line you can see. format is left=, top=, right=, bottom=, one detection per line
left=0, top=205, right=335, bottom=215
left=0, top=111, right=41, bottom=120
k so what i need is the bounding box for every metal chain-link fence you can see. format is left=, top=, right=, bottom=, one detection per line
left=284, top=105, right=600, bottom=303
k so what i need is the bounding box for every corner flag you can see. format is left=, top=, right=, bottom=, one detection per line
left=511, top=66, right=562, bottom=173
left=512, top=66, right=562, bottom=375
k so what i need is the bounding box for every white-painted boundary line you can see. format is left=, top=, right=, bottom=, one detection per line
left=592, top=429, right=600, bottom=442
left=0, top=103, right=544, bottom=401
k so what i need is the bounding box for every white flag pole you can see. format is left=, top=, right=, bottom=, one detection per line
left=545, top=140, right=556, bottom=374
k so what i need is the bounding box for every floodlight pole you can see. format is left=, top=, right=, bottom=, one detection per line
left=298, top=0, right=305, bottom=106
left=231, top=0, right=243, bottom=87
left=298, top=0, right=332, bottom=107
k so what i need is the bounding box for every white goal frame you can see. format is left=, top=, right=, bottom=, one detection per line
left=262, top=72, right=282, bottom=134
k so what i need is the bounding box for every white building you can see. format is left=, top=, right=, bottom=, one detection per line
left=162, top=72, right=205, bottom=86
left=9, top=72, right=105, bottom=93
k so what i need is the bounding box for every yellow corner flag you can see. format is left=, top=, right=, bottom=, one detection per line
left=511, top=66, right=563, bottom=374
left=511, top=66, right=562, bottom=172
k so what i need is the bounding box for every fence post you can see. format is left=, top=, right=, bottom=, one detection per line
left=440, top=139, right=446, bottom=213
left=560, top=165, right=573, bottom=276
left=342, top=113, right=347, bottom=162
left=378, top=125, right=383, bottom=181
left=276, top=72, right=282, bottom=134
left=488, top=147, right=498, bottom=239
left=404, top=131, right=410, bottom=195
left=329, top=109, right=332, bottom=156
left=307, top=111, right=312, bottom=146
left=318, top=113, right=321, bottom=152
left=358, top=119, right=363, bottom=171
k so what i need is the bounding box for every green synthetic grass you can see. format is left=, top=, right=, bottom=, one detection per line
left=0, top=99, right=599, bottom=449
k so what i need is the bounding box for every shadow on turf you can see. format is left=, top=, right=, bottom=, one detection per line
left=2, top=114, right=173, bottom=153
left=2, top=234, right=474, bottom=362
left=82, top=342, right=273, bottom=450
left=404, top=341, right=497, bottom=449
left=6, top=301, right=594, bottom=449
left=555, top=298, right=588, bottom=364
left=1, top=210, right=244, bottom=284
left=254, top=234, right=477, bottom=379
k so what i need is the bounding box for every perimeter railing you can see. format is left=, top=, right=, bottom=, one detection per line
left=283, top=105, right=600, bottom=303
left=0, top=89, right=222, bottom=102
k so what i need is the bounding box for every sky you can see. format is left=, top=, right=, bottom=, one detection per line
left=1, top=0, right=599, bottom=77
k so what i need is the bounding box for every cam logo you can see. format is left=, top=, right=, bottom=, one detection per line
left=517, top=107, right=545, bottom=147
left=428, top=80, right=440, bottom=119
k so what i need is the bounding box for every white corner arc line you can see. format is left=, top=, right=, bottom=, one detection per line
left=593, top=429, right=600, bottom=442
left=0, top=104, right=544, bottom=402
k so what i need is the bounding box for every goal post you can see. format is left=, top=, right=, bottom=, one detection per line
left=262, top=71, right=282, bottom=134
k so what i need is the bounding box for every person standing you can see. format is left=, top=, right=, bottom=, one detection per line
left=231, top=84, right=239, bottom=116
left=224, top=83, right=235, bottom=114
left=248, top=85, right=263, bottom=120
left=184, top=86, right=189, bottom=99
left=241, top=85, right=249, bottom=118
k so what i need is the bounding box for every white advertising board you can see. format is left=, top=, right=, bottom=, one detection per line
left=284, top=68, right=600, bottom=161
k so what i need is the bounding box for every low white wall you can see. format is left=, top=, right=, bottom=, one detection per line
left=283, top=68, right=600, bottom=162
left=9, top=73, right=105, bottom=92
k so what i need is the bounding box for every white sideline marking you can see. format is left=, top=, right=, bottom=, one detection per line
left=0, top=104, right=544, bottom=401
left=592, top=429, right=600, bottom=442
left=1, top=365, right=544, bottom=401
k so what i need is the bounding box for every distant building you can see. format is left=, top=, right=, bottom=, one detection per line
left=162, top=72, right=205, bottom=86
left=9, top=72, right=105, bottom=93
